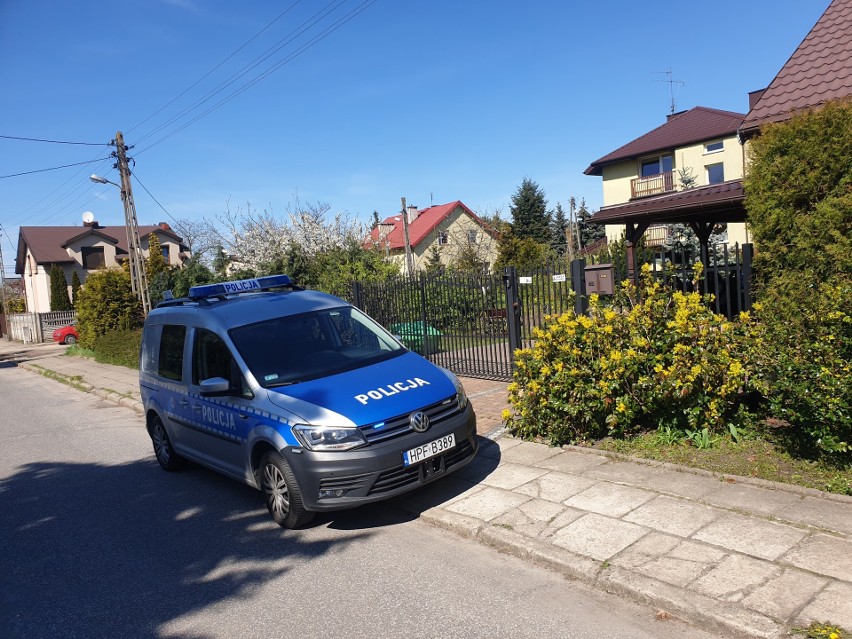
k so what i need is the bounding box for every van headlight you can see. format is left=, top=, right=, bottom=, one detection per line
left=453, top=376, right=469, bottom=411
left=292, top=425, right=367, bottom=451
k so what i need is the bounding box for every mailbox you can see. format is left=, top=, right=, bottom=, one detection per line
left=584, top=263, right=615, bottom=295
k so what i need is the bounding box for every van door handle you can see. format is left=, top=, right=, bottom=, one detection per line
left=192, top=405, right=202, bottom=413
left=179, top=399, right=189, bottom=408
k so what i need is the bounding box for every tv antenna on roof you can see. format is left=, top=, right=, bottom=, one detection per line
left=655, top=69, right=685, bottom=115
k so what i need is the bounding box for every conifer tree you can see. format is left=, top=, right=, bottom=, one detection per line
left=49, top=264, right=72, bottom=311
left=509, top=178, right=550, bottom=244
left=70, top=271, right=81, bottom=306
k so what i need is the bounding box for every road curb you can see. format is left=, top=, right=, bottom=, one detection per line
left=406, top=500, right=786, bottom=639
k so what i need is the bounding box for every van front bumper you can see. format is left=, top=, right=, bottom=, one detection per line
left=282, top=403, right=477, bottom=511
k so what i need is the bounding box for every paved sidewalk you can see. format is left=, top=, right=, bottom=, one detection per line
left=3, top=340, right=851, bottom=638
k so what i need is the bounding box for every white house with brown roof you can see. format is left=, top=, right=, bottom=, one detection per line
left=366, top=200, right=498, bottom=274
left=15, top=220, right=188, bottom=313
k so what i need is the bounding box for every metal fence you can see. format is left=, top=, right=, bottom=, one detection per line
left=5, top=311, right=76, bottom=343
left=348, top=243, right=753, bottom=382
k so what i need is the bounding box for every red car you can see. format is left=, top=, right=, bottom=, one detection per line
left=52, top=324, right=79, bottom=345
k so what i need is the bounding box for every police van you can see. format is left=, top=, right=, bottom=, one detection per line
left=139, top=275, right=478, bottom=528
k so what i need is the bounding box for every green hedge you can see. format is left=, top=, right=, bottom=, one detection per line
left=92, top=329, right=142, bottom=369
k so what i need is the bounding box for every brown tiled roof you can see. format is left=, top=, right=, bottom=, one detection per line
left=584, top=107, right=745, bottom=176
left=740, top=0, right=852, bottom=136
left=591, top=180, right=746, bottom=225
left=15, top=225, right=184, bottom=274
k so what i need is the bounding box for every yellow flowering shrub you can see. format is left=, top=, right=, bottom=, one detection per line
left=506, top=264, right=752, bottom=444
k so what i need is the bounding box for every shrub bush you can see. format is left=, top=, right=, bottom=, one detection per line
left=505, top=264, right=752, bottom=445
left=747, top=276, right=852, bottom=460
left=92, top=329, right=143, bottom=369
left=74, top=267, right=142, bottom=348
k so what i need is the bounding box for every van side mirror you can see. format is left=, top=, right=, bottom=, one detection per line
left=199, top=377, right=230, bottom=396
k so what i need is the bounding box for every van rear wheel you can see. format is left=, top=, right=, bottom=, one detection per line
left=260, top=451, right=313, bottom=529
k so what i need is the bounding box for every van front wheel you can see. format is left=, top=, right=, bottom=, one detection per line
left=259, top=451, right=313, bottom=529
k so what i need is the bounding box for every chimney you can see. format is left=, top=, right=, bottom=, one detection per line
left=406, top=204, right=419, bottom=223
left=666, top=109, right=687, bottom=122
left=748, top=88, right=767, bottom=111
left=378, top=222, right=396, bottom=239
left=83, top=219, right=99, bottom=228
left=158, top=222, right=172, bottom=231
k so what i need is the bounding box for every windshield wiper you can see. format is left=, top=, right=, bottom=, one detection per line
left=266, top=379, right=300, bottom=388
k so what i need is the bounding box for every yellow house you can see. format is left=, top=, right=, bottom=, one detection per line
left=366, top=201, right=498, bottom=274
left=584, top=106, right=749, bottom=248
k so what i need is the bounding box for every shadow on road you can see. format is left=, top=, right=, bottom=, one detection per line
left=0, top=457, right=372, bottom=639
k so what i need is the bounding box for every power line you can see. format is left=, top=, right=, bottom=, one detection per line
left=0, top=157, right=111, bottom=180
left=132, top=172, right=180, bottom=226
left=136, top=0, right=376, bottom=155
left=134, top=0, right=350, bottom=147
left=0, top=134, right=108, bottom=146
left=127, top=0, right=305, bottom=136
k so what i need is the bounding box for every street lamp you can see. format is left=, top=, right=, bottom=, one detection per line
left=90, top=173, right=120, bottom=188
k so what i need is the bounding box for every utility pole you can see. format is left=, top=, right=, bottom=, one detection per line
left=565, top=197, right=575, bottom=262
left=114, top=131, right=151, bottom=315
left=0, top=234, right=9, bottom=339
left=400, top=196, right=415, bottom=277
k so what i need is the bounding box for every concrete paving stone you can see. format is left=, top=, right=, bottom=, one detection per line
left=400, top=476, right=484, bottom=509
left=514, top=471, right=600, bottom=503
left=692, top=553, right=779, bottom=601
left=499, top=440, right=563, bottom=465
left=533, top=450, right=609, bottom=474
left=776, top=496, right=852, bottom=536
left=476, top=436, right=522, bottom=460
left=445, top=486, right=532, bottom=522
left=551, top=512, right=649, bottom=562
left=478, top=462, right=548, bottom=490
left=599, top=565, right=784, bottom=639
left=796, top=581, right=852, bottom=631
left=781, top=534, right=852, bottom=582
left=638, top=469, right=723, bottom=500
left=612, top=531, right=727, bottom=588
left=742, top=568, right=828, bottom=622
left=491, top=500, right=585, bottom=540
left=692, top=512, right=809, bottom=561
left=701, top=481, right=803, bottom=518
left=623, top=495, right=724, bottom=537
left=563, top=482, right=656, bottom=518
left=580, top=459, right=663, bottom=485
left=450, top=453, right=501, bottom=483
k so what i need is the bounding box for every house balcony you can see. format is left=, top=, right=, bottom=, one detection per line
left=631, top=171, right=675, bottom=199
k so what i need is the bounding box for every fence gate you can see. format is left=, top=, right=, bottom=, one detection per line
left=350, top=271, right=515, bottom=380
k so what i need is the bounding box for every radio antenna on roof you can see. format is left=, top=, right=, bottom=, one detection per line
left=654, top=69, right=686, bottom=115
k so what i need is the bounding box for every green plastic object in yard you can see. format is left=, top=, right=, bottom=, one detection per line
left=390, top=321, right=442, bottom=355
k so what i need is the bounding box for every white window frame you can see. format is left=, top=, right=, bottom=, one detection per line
left=704, top=140, right=724, bottom=154
left=437, top=231, right=449, bottom=246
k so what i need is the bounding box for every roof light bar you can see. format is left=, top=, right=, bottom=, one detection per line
left=189, top=274, right=293, bottom=300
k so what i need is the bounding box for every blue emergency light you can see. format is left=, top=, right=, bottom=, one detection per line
left=188, top=274, right=293, bottom=300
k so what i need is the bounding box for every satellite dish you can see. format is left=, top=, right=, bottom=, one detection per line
left=82, top=211, right=95, bottom=224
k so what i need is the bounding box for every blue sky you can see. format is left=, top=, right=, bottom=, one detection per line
left=0, top=0, right=830, bottom=277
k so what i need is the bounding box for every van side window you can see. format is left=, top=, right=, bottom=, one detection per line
left=158, top=325, right=186, bottom=381
left=193, top=329, right=252, bottom=398
left=140, top=324, right=160, bottom=374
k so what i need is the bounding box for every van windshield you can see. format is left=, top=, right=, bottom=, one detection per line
left=229, top=306, right=405, bottom=387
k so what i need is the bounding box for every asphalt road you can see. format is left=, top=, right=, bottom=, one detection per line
left=0, top=365, right=722, bottom=639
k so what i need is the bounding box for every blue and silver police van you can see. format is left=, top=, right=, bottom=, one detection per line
left=139, top=275, right=478, bottom=528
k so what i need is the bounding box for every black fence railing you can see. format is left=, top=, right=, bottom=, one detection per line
left=348, top=243, right=753, bottom=382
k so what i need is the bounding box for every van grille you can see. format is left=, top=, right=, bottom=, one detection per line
left=359, top=395, right=462, bottom=444
left=368, top=438, right=474, bottom=495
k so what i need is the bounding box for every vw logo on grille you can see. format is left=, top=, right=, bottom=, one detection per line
left=410, top=411, right=430, bottom=433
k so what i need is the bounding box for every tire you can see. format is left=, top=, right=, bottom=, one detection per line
left=149, top=415, right=186, bottom=471
left=259, top=451, right=313, bottom=529
left=64, top=335, right=77, bottom=345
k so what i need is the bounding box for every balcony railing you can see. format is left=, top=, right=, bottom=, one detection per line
left=631, top=171, right=675, bottom=199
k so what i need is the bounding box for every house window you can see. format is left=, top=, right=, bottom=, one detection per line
left=81, top=246, right=105, bottom=269
left=437, top=231, right=449, bottom=245
left=640, top=154, right=673, bottom=177
left=707, top=163, right=725, bottom=184
left=467, top=230, right=478, bottom=244
left=704, top=140, right=724, bottom=153
left=161, top=246, right=170, bottom=264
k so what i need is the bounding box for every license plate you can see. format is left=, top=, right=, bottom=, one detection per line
left=403, top=433, right=455, bottom=467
